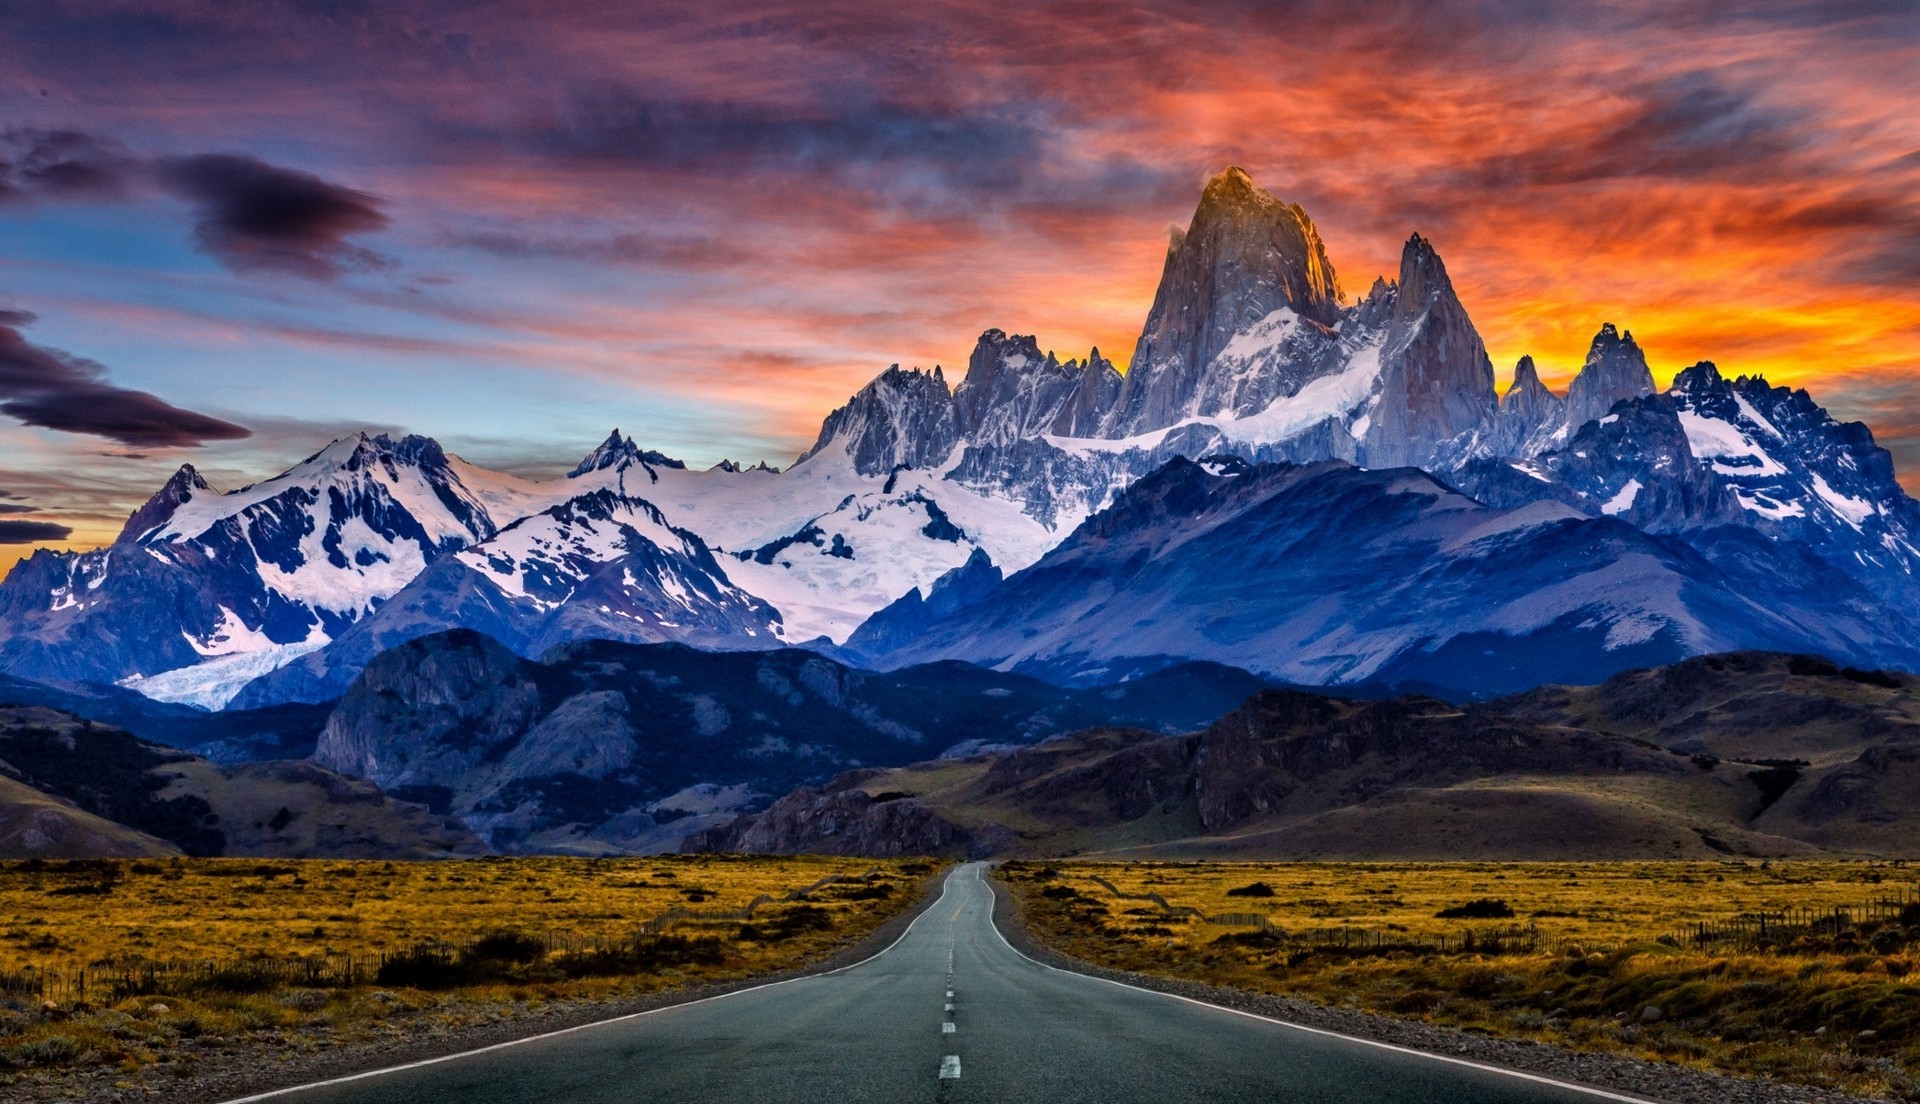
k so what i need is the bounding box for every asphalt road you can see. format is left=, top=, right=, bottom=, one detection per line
left=231, top=863, right=1652, bottom=1104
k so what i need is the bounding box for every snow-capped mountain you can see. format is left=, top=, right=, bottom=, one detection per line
left=4, top=164, right=1919, bottom=707
left=846, top=456, right=1920, bottom=693
left=0, top=434, right=507, bottom=704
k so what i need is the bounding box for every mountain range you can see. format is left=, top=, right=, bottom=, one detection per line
left=3, top=165, right=1918, bottom=712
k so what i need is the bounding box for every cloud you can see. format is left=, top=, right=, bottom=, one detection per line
left=458, top=228, right=751, bottom=269
left=154, top=153, right=391, bottom=279
left=0, top=128, right=138, bottom=202
left=0, top=311, right=251, bottom=447
left=0, top=519, right=74, bottom=544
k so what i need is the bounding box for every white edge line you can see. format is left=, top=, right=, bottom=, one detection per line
left=216, top=869, right=964, bottom=1103
left=974, top=864, right=1666, bottom=1104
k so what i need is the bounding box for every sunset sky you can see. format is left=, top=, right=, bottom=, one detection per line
left=1, top=1, right=1917, bottom=573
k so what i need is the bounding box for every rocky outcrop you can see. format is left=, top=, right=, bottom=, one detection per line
left=313, top=629, right=543, bottom=791
left=683, top=781, right=982, bottom=857
left=0, top=704, right=481, bottom=859
left=1104, top=167, right=1344, bottom=436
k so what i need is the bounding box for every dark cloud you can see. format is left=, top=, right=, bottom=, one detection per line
left=0, top=520, right=74, bottom=544
left=0, top=313, right=251, bottom=447
left=507, top=84, right=1183, bottom=217
left=458, top=229, right=750, bottom=269
left=1468, top=71, right=1806, bottom=188
left=0, top=128, right=138, bottom=202
left=0, top=503, right=37, bottom=515
left=155, top=153, right=391, bottom=279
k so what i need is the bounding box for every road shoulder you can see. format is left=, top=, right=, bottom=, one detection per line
left=984, top=865, right=1874, bottom=1104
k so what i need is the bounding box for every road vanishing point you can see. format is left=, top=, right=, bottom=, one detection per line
left=228, top=863, right=1656, bottom=1104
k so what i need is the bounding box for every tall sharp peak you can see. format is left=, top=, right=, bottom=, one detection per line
left=1586, top=321, right=1641, bottom=359
left=1102, top=167, right=1343, bottom=436
left=1186, top=166, right=1342, bottom=306
left=1565, top=321, right=1657, bottom=428
left=119, top=463, right=214, bottom=544
left=1394, top=233, right=1457, bottom=312
left=569, top=429, right=687, bottom=478
left=1199, top=165, right=1272, bottom=209
left=1513, top=355, right=1540, bottom=387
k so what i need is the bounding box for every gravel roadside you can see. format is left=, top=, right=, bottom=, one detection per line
left=3, top=866, right=953, bottom=1104
left=985, top=866, right=1889, bottom=1104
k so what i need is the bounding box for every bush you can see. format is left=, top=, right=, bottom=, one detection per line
left=466, top=931, right=545, bottom=965
left=5, top=1033, right=94, bottom=1067
left=1226, top=882, right=1276, bottom=898
left=1437, top=898, right=1515, bottom=919
left=375, top=947, right=466, bottom=991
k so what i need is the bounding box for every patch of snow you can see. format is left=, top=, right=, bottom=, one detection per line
left=1214, top=307, right=1301, bottom=365
left=1811, top=472, right=1876, bottom=529
left=186, top=606, right=283, bottom=656
left=1734, top=489, right=1806, bottom=520
left=1601, top=479, right=1642, bottom=516
left=1676, top=410, right=1787, bottom=477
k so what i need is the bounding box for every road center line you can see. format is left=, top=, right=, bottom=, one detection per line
left=942, top=1022, right=956, bottom=1034
left=939, top=1055, right=962, bottom=1079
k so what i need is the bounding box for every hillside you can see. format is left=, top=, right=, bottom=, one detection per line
left=309, top=629, right=1278, bottom=854
left=688, top=652, right=1920, bottom=860
left=0, top=706, right=482, bottom=859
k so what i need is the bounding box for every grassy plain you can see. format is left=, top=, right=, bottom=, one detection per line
left=0, top=854, right=934, bottom=1086
left=1004, top=860, right=1920, bottom=1100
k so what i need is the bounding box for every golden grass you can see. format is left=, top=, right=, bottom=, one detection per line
left=0, top=855, right=937, bottom=1085
left=1004, top=860, right=1920, bottom=1101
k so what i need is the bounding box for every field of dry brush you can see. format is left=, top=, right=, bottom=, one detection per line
left=1003, top=860, right=1920, bottom=1100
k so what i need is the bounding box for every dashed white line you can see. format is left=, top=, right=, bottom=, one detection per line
left=942, top=1022, right=956, bottom=1034
left=939, top=1055, right=962, bottom=1079
left=944, top=1002, right=955, bottom=1012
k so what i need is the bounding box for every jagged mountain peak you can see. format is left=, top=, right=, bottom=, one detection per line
left=1565, top=321, right=1657, bottom=429
left=119, top=463, right=215, bottom=544
left=300, top=431, right=448, bottom=472
left=567, top=429, right=688, bottom=479
left=952, top=329, right=1119, bottom=444
left=1672, top=360, right=1725, bottom=393
left=797, top=362, right=961, bottom=475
